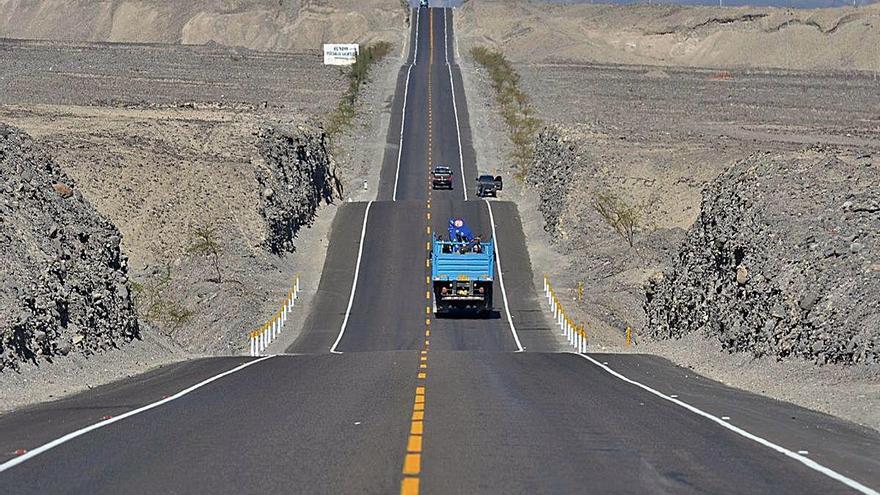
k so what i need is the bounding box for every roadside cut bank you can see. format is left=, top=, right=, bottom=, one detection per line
left=0, top=3, right=407, bottom=408
left=456, top=2, right=880, bottom=428
left=645, top=149, right=879, bottom=366
left=0, top=124, right=138, bottom=371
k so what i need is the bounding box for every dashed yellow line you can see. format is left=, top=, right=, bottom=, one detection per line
left=403, top=453, right=421, bottom=474
left=401, top=477, right=419, bottom=495
left=401, top=9, right=437, bottom=495
left=408, top=432, right=423, bottom=449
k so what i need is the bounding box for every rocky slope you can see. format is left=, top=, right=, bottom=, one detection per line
left=645, top=149, right=879, bottom=365
left=0, top=124, right=138, bottom=370
left=527, top=125, right=686, bottom=336
left=255, top=123, right=340, bottom=254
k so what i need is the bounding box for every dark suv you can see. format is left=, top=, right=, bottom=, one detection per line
left=476, top=174, right=503, bottom=197
left=432, top=165, right=454, bottom=190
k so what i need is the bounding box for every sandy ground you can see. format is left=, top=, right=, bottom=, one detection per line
left=455, top=4, right=880, bottom=430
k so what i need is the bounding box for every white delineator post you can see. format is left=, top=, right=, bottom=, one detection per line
left=246, top=275, right=302, bottom=356
left=543, top=275, right=588, bottom=353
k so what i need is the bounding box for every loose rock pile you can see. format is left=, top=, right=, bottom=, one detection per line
left=526, top=126, right=580, bottom=240
left=0, top=124, right=139, bottom=371
left=645, top=149, right=879, bottom=365
left=255, top=123, right=341, bottom=254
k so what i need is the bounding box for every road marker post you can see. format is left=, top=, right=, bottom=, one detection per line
left=543, top=275, right=589, bottom=354
left=246, top=275, right=302, bottom=356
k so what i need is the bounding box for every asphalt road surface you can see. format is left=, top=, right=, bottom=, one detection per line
left=1, top=6, right=879, bottom=495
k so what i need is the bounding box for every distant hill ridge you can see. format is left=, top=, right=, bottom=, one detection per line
left=0, top=0, right=406, bottom=52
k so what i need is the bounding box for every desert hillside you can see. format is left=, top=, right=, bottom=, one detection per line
left=0, top=0, right=408, bottom=52
left=457, top=0, right=880, bottom=71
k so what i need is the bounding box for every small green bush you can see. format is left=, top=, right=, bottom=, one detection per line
left=593, top=192, right=642, bottom=247
left=131, top=265, right=193, bottom=336
left=187, top=224, right=223, bottom=283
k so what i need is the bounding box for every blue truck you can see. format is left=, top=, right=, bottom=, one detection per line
left=431, top=219, right=494, bottom=315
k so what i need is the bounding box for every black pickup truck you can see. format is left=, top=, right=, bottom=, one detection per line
left=432, top=165, right=454, bottom=190
left=476, top=174, right=503, bottom=197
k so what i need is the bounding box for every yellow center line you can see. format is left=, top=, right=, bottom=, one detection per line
left=408, top=433, right=423, bottom=450
left=402, top=9, right=436, bottom=495
left=404, top=453, right=421, bottom=474
left=401, top=478, right=419, bottom=495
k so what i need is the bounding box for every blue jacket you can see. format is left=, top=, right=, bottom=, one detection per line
left=448, top=218, right=474, bottom=243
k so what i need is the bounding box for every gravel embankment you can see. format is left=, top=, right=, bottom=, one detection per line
left=255, top=124, right=340, bottom=255
left=645, top=150, right=879, bottom=365
left=0, top=124, right=138, bottom=370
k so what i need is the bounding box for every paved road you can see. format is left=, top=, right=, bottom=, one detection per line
left=1, top=6, right=879, bottom=495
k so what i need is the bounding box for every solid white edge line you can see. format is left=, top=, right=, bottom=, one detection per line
left=330, top=200, right=374, bottom=354
left=392, top=64, right=413, bottom=202
left=393, top=7, right=419, bottom=201
left=413, top=7, right=419, bottom=66
left=571, top=352, right=879, bottom=495
left=444, top=8, right=468, bottom=201
left=484, top=200, right=524, bottom=352
left=0, top=355, right=275, bottom=473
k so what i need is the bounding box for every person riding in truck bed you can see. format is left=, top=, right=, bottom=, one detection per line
left=448, top=217, right=474, bottom=243
left=447, top=218, right=483, bottom=254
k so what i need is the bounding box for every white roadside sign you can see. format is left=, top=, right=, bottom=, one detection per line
left=323, top=44, right=359, bottom=65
